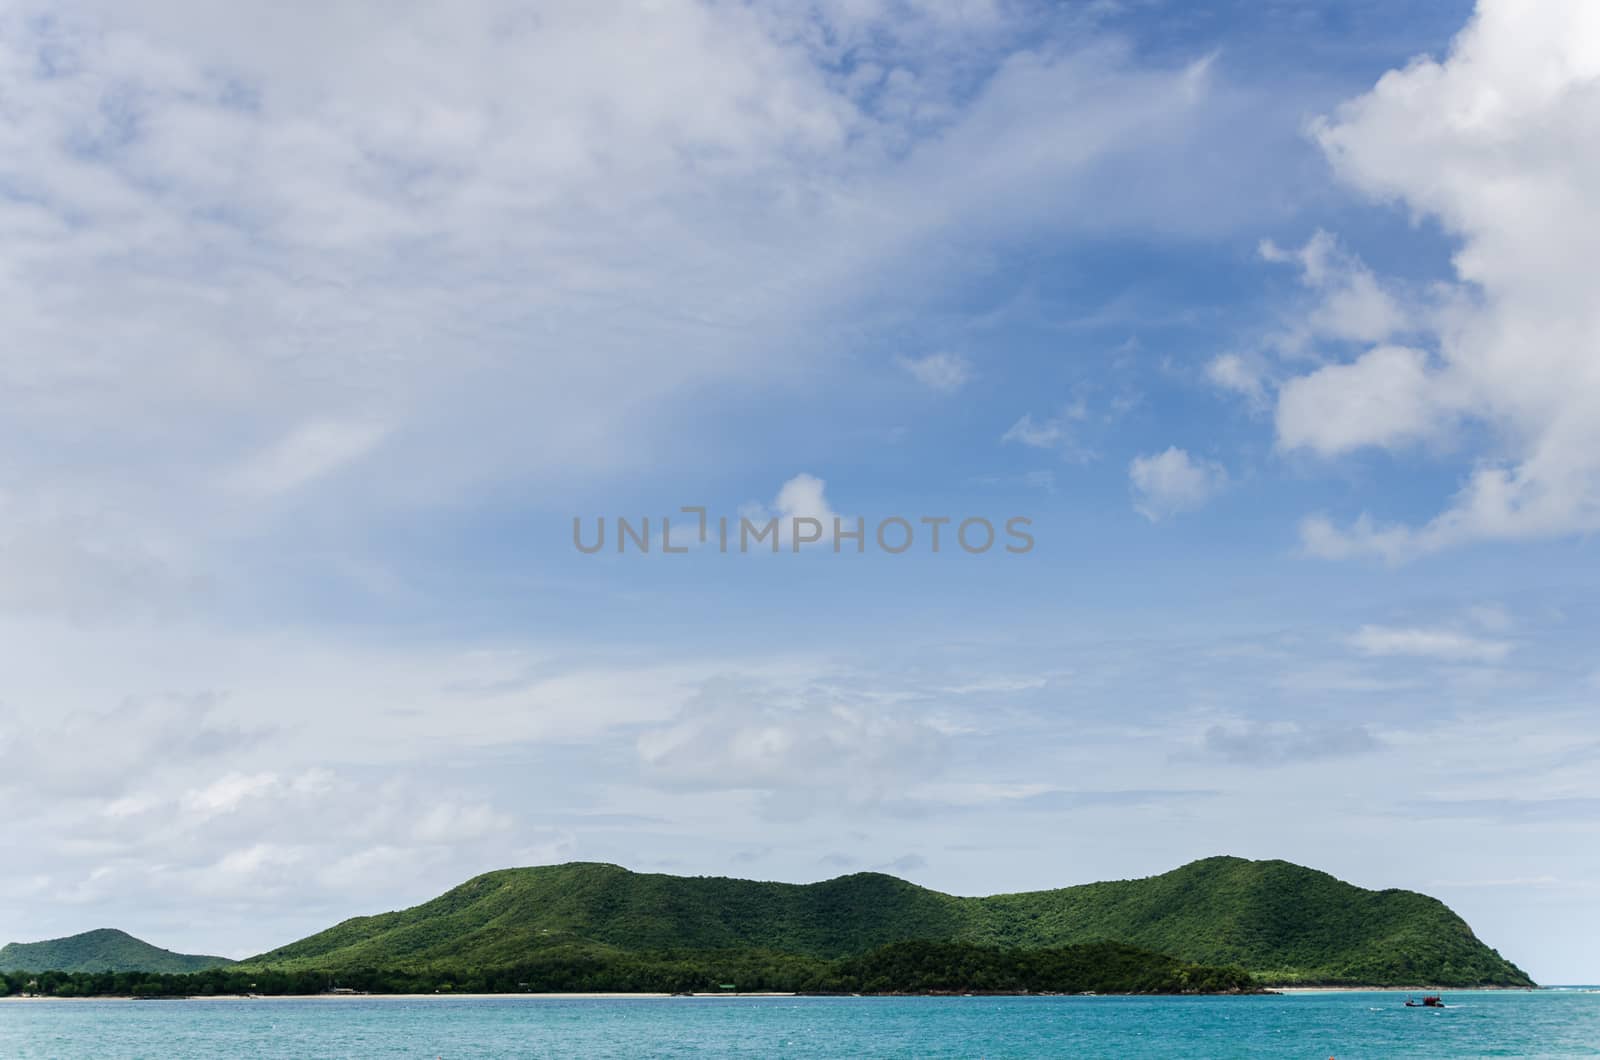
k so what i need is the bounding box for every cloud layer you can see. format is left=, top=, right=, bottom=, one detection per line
left=1274, top=0, right=1600, bottom=559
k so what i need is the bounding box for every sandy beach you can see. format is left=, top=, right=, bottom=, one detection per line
left=1274, top=986, right=1535, bottom=994
left=1, top=992, right=804, bottom=1002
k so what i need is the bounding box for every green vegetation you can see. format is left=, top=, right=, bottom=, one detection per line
left=835, top=940, right=1256, bottom=995
left=975, top=856, right=1531, bottom=987
left=0, top=928, right=233, bottom=974
left=3, top=858, right=1528, bottom=991
left=247, top=862, right=969, bottom=970
left=0, top=940, right=1256, bottom=998
left=242, top=857, right=1531, bottom=987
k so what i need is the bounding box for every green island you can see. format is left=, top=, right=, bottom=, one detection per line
left=1, top=856, right=1533, bottom=998
left=0, top=928, right=232, bottom=975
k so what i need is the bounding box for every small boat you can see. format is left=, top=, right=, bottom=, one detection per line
left=1404, top=995, right=1445, bottom=1008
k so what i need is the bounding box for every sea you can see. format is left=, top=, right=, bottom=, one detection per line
left=2, top=990, right=1597, bottom=1058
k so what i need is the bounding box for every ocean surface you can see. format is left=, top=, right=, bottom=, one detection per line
left=2, top=990, right=1597, bottom=1058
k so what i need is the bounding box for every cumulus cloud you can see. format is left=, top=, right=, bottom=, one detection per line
left=1213, top=227, right=1422, bottom=422
left=1277, top=345, right=1453, bottom=457
left=774, top=473, right=837, bottom=530
left=1206, top=352, right=1270, bottom=409
left=1128, top=447, right=1228, bottom=521
left=1280, top=0, right=1600, bottom=557
left=898, top=351, right=972, bottom=392
left=1260, top=231, right=1411, bottom=348
left=736, top=472, right=849, bottom=550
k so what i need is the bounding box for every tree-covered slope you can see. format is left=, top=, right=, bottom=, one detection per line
left=968, top=856, right=1531, bottom=986
left=244, top=857, right=1532, bottom=987
left=248, top=863, right=968, bottom=970
left=0, top=929, right=233, bottom=974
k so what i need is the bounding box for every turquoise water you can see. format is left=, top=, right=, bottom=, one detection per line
left=2, top=991, right=1597, bottom=1058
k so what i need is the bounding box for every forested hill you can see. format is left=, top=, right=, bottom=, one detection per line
left=0, top=929, right=233, bottom=974
left=245, top=856, right=1532, bottom=987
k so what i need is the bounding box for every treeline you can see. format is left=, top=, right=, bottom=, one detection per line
left=838, top=941, right=1257, bottom=995
left=0, top=940, right=1257, bottom=998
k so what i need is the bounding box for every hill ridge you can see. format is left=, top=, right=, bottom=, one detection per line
left=244, top=856, right=1532, bottom=987
left=0, top=928, right=234, bottom=974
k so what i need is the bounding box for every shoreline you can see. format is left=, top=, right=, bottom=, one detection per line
left=2, top=986, right=1539, bottom=1002
left=0, top=992, right=778, bottom=1003
left=1275, top=985, right=1535, bottom=994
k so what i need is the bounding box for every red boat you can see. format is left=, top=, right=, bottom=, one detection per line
left=1405, top=995, right=1445, bottom=1008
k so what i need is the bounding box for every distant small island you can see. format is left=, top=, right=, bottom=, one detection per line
left=0, top=856, right=1533, bottom=999
left=0, top=928, right=232, bottom=976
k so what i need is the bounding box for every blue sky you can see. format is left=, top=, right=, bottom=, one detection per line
left=3, top=0, right=1599, bottom=983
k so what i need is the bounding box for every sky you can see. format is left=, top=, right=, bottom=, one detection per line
left=2, top=0, right=1598, bottom=983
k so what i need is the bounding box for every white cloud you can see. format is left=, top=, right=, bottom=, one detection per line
left=1206, top=352, right=1269, bottom=409
left=775, top=473, right=836, bottom=528
left=1350, top=625, right=1511, bottom=664
left=1001, top=397, right=1096, bottom=458
left=1128, top=447, right=1228, bottom=521
left=1260, top=230, right=1410, bottom=347
left=1277, top=345, right=1452, bottom=456
left=739, top=472, right=846, bottom=550
left=1002, top=413, right=1067, bottom=449
left=897, top=351, right=971, bottom=392
left=1282, top=0, right=1600, bottom=557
